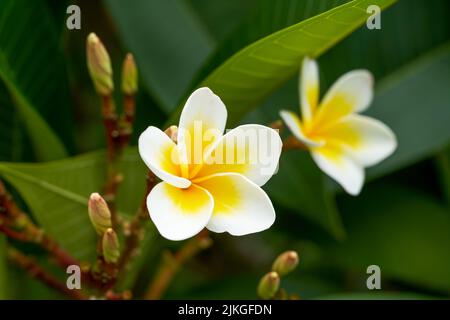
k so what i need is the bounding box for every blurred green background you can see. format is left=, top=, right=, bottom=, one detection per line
left=0, top=0, right=449, bottom=299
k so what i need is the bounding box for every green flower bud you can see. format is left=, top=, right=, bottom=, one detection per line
left=102, top=228, right=120, bottom=264
left=257, top=271, right=280, bottom=300
left=121, top=53, right=138, bottom=95
left=271, top=251, right=299, bottom=276
left=88, top=193, right=112, bottom=235
left=86, top=33, right=113, bottom=96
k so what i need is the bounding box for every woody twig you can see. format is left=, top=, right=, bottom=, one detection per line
left=144, top=230, right=212, bottom=300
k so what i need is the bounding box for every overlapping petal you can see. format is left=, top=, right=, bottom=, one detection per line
left=196, top=173, right=275, bottom=235
left=138, top=126, right=191, bottom=189
left=193, top=124, right=282, bottom=186
left=279, top=110, right=324, bottom=147
left=316, top=114, right=397, bottom=167
left=300, top=57, right=319, bottom=123
left=177, top=87, right=228, bottom=178
left=147, top=182, right=214, bottom=241
left=311, top=145, right=364, bottom=195
left=313, top=70, right=373, bottom=128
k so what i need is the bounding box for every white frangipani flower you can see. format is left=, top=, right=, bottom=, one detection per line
left=139, top=87, right=282, bottom=241
left=280, top=57, right=397, bottom=195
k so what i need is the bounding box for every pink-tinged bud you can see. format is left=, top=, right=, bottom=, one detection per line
left=164, top=125, right=178, bottom=143
left=257, top=271, right=280, bottom=300
left=102, top=228, right=120, bottom=264
left=86, top=33, right=113, bottom=96
left=272, top=251, right=299, bottom=276
left=88, top=193, right=112, bottom=235
left=121, top=53, right=138, bottom=95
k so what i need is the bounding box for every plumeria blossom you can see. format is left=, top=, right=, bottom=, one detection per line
left=139, top=87, right=282, bottom=241
left=280, top=57, right=397, bottom=195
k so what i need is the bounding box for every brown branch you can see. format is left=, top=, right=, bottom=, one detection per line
left=144, top=230, right=212, bottom=300
left=118, top=171, right=156, bottom=272
left=282, top=135, right=308, bottom=151
left=0, top=180, right=80, bottom=268
left=269, top=120, right=284, bottom=131
left=101, top=94, right=136, bottom=229
left=105, top=289, right=132, bottom=300
left=101, top=95, right=121, bottom=228
left=8, top=248, right=87, bottom=300
left=102, top=95, right=119, bottom=162
left=118, top=94, right=136, bottom=149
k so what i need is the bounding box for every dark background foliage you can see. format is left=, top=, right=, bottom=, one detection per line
left=0, top=0, right=449, bottom=299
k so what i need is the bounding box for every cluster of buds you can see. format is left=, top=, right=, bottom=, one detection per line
left=257, top=250, right=299, bottom=300
left=86, top=32, right=138, bottom=158
left=88, top=193, right=120, bottom=266
left=86, top=33, right=138, bottom=97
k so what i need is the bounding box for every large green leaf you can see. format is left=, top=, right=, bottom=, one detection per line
left=104, top=0, right=215, bottom=113
left=191, top=0, right=350, bottom=91
left=187, top=0, right=257, bottom=44
left=366, top=44, right=450, bottom=178
left=0, top=235, right=8, bottom=299
left=0, top=96, right=23, bottom=161
left=328, top=183, right=450, bottom=294
left=168, top=0, right=397, bottom=125
left=435, top=147, right=450, bottom=207
left=0, top=148, right=147, bottom=261
left=0, top=0, right=72, bottom=161
left=267, top=139, right=344, bottom=239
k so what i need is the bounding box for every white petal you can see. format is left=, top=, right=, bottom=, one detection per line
left=300, top=57, right=319, bottom=122
left=196, top=173, right=275, bottom=236
left=138, top=126, right=191, bottom=188
left=177, top=87, right=228, bottom=177
left=193, top=124, right=282, bottom=186
left=279, top=110, right=324, bottom=147
left=311, top=145, right=365, bottom=195
left=320, top=114, right=397, bottom=167
left=315, top=70, right=374, bottom=127
left=147, top=182, right=213, bottom=241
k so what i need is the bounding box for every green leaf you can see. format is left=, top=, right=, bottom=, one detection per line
left=168, top=0, right=397, bottom=125
left=0, top=148, right=147, bottom=261
left=187, top=0, right=257, bottom=44
left=0, top=235, right=9, bottom=299
left=104, top=0, right=215, bottom=113
left=366, top=44, right=450, bottom=178
left=192, top=0, right=350, bottom=91
left=0, top=97, right=23, bottom=161
left=327, top=183, right=450, bottom=294
left=266, top=152, right=344, bottom=239
left=2, top=84, right=68, bottom=161
left=0, top=0, right=72, bottom=161
left=435, top=147, right=450, bottom=207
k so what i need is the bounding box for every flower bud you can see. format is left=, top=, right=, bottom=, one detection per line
left=257, top=271, right=280, bottom=300
left=164, top=125, right=178, bottom=143
left=271, top=251, right=299, bottom=276
left=86, top=33, right=113, bottom=96
left=121, top=53, right=138, bottom=95
left=88, top=193, right=112, bottom=235
left=102, top=228, right=120, bottom=264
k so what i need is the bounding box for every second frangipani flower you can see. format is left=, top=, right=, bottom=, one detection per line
left=139, top=88, right=282, bottom=241
left=280, top=57, right=397, bottom=195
